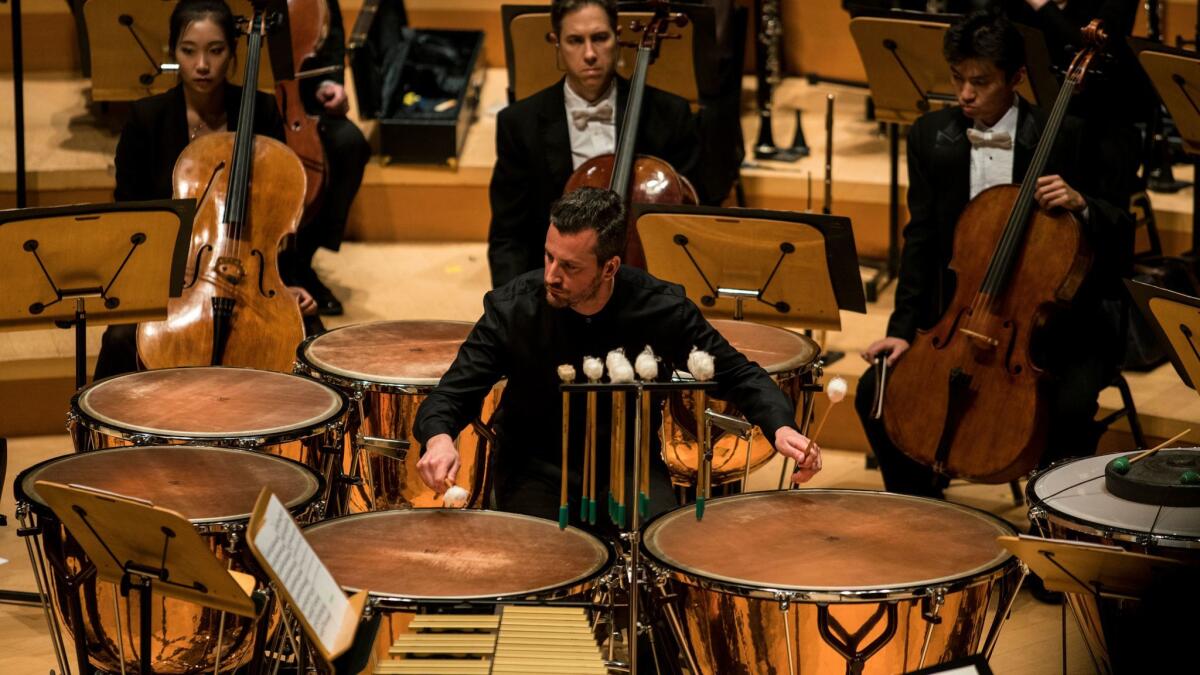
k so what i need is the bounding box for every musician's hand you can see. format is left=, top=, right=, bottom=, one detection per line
left=774, top=426, right=822, bottom=484
left=1035, top=175, right=1086, bottom=213
left=287, top=286, right=317, bottom=316
left=417, top=434, right=460, bottom=492
left=317, top=81, right=350, bottom=116
left=863, top=337, right=909, bottom=367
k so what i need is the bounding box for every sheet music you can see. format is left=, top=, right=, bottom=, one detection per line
left=252, top=494, right=350, bottom=652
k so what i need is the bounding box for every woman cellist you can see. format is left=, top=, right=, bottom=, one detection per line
left=94, top=0, right=321, bottom=379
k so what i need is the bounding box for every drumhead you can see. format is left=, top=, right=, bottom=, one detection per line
left=17, top=445, right=322, bottom=524
left=300, top=320, right=474, bottom=387
left=76, top=367, right=345, bottom=438
left=1028, top=452, right=1200, bottom=544
left=710, top=320, right=819, bottom=375
left=644, top=490, right=1015, bottom=595
left=304, top=510, right=610, bottom=601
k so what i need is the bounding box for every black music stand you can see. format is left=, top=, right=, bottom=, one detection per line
left=0, top=201, right=193, bottom=388
left=635, top=204, right=866, bottom=331
left=1131, top=38, right=1200, bottom=267
left=1126, top=278, right=1200, bottom=392
left=501, top=2, right=716, bottom=104
left=849, top=11, right=1047, bottom=302
left=35, top=481, right=261, bottom=675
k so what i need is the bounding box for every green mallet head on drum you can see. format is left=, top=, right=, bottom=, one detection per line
left=1111, top=456, right=1131, bottom=475
left=1181, top=470, right=1200, bottom=485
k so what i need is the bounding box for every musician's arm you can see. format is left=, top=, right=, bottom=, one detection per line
left=112, top=106, right=151, bottom=202
left=656, top=93, right=706, bottom=204
left=487, top=109, right=537, bottom=288
left=886, top=121, right=939, bottom=344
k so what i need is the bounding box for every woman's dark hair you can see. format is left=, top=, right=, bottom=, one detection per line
left=169, top=0, right=238, bottom=53
left=550, top=187, right=626, bottom=263
left=551, top=0, right=618, bottom=37
left=943, top=10, right=1026, bottom=78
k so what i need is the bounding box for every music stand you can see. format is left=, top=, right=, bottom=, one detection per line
left=0, top=200, right=193, bottom=388
left=635, top=204, right=866, bottom=331
left=1131, top=38, right=1200, bottom=263
left=849, top=12, right=1043, bottom=302
left=501, top=2, right=716, bottom=104
left=35, top=481, right=261, bottom=675
left=81, top=0, right=274, bottom=101
left=1126, top=278, right=1200, bottom=392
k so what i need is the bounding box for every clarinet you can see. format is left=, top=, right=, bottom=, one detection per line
left=753, top=0, right=782, bottom=159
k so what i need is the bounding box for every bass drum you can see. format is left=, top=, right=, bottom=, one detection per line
left=662, top=320, right=818, bottom=488
left=1027, top=451, right=1200, bottom=673
left=15, top=445, right=323, bottom=674
left=295, top=320, right=500, bottom=510
left=643, top=490, right=1023, bottom=674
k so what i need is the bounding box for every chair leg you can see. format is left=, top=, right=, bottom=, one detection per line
left=1009, top=479, right=1024, bottom=507
left=1112, top=375, right=1149, bottom=449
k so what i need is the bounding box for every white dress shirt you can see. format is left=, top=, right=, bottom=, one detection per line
left=968, top=103, right=1018, bottom=199
left=564, top=80, right=617, bottom=170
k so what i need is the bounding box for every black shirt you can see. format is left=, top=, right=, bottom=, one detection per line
left=414, top=266, right=798, bottom=472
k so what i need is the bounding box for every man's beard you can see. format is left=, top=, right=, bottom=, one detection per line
left=544, top=274, right=603, bottom=309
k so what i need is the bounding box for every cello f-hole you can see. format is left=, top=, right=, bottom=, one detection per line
left=184, top=244, right=213, bottom=289
left=250, top=249, right=275, bottom=298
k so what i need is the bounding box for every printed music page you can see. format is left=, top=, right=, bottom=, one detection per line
left=251, top=492, right=351, bottom=654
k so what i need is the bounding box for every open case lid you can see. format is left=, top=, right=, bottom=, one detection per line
left=0, top=200, right=193, bottom=331
left=1127, top=278, right=1200, bottom=392
left=1131, top=37, right=1200, bottom=155
left=849, top=11, right=1042, bottom=124
left=501, top=2, right=717, bottom=103
left=634, top=204, right=866, bottom=331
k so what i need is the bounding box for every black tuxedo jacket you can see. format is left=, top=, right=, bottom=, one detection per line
left=113, top=83, right=285, bottom=202
left=887, top=98, right=1133, bottom=344
left=486, top=77, right=703, bottom=288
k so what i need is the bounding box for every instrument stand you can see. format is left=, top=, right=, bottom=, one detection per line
left=1132, top=39, right=1200, bottom=267
left=2, top=0, right=28, bottom=209
left=0, top=201, right=193, bottom=386
left=32, top=482, right=262, bottom=675
left=1126, top=278, right=1200, bottom=394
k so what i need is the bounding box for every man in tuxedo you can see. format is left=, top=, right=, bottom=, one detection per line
left=487, top=0, right=705, bottom=289
left=854, top=11, right=1132, bottom=498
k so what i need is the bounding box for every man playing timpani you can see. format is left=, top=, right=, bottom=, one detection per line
left=415, top=187, right=820, bottom=522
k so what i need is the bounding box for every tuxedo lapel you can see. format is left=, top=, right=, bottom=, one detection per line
left=934, top=110, right=971, bottom=208
left=539, top=79, right=574, bottom=187
left=1013, top=98, right=1041, bottom=182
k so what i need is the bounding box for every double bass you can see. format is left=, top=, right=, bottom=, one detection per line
left=881, top=22, right=1108, bottom=483
left=274, top=0, right=330, bottom=216
left=563, top=2, right=699, bottom=268
left=138, top=3, right=307, bottom=372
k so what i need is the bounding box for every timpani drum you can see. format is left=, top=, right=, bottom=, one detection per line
left=294, top=320, right=501, bottom=510
left=303, top=510, right=612, bottom=671
left=643, top=490, right=1023, bottom=675
left=15, top=445, right=324, bottom=674
left=69, top=367, right=348, bottom=502
left=662, top=319, right=819, bottom=487
left=1027, top=451, right=1200, bottom=672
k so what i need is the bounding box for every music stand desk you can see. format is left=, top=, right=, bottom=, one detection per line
left=1127, top=278, right=1200, bottom=392
left=36, top=481, right=259, bottom=674
left=998, top=534, right=1178, bottom=599
left=501, top=2, right=714, bottom=104
left=635, top=204, right=865, bottom=332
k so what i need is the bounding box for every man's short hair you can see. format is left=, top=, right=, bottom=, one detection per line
left=943, top=10, right=1026, bottom=78
left=551, top=0, right=618, bottom=37
left=550, top=187, right=626, bottom=263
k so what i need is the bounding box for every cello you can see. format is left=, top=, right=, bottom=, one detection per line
left=273, top=0, right=330, bottom=216
left=880, top=22, right=1108, bottom=483
left=563, top=2, right=699, bottom=269
left=138, top=3, right=307, bottom=372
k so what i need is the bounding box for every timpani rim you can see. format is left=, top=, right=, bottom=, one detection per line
left=15, top=445, right=324, bottom=525
left=74, top=366, right=346, bottom=439
left=643, top=488, right=1018, bottom=598
left=709, top=318, right=821, bottom=374
left=302, top=509, right=613, bottom=602
left=1027, top=452, right=1200, bottom=550
left=296, top=319, right=477, bottom=388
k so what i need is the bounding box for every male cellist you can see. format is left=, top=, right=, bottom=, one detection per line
left=487, top=0, right=707, bottom=288
left=854, top=11, right=1132, bottom=498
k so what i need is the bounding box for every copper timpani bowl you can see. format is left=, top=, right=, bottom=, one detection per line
left=294, top=320, right=502, bottom=510
left=15, top=445, right=324, bottom=674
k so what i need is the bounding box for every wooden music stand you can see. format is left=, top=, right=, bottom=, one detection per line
left=0, top=200, right=192, bottom=387
left=82, top=0, right=276, bottom=102
left=500, top=2, right=716, bottom=104
left=635, top=204, right=865, bottom=331
left=35, top=481, right=260, bottom=675
left=1126, top=278, right=1200, bottom=392
left=999, top=535, right=1178, bottom=598
left=245, top=489, right=369, bottom=671
left=849, top=12, right=1042, bottom=303
left=1131, top=38, right=1200, bottom=260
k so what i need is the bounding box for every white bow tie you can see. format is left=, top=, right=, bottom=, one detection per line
left=571, top=103, right=614, bottom=131
left=966, top=128, right=1013, bottom=150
